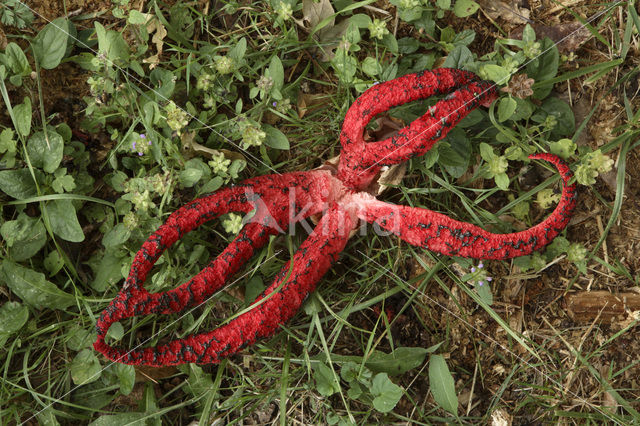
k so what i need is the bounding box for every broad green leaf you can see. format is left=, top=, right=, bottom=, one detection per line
left=443, top=45, right=473, bottom=69
left=0, top=301, right=29, bottom=334
left=313, top=361, right=340, bottom=396
left=0, top=260, right=75, bottom=310
left=179, top=168, right=203, bottom=187
left=89, top=413, right=147, bottom=426
left=479, top=142, right=495, bottom=161
left=48, top=199, right=85, bottom=242
left=498, top=97, right=517, bottom=122
left=89, top=250, right=127, bottom=291
left=229, top=37, right=247, bottom=61
left=3, top=214, right=47, bottom=261
left=361, top=56, right=382, bottom=77
left=495, top=172, right=510, bottom=190
left=116, top=364, right=136, bottom=395
left=429, top=354, right=458, bottom=415
left=542, top=97, right=575, bottom=138
left=244, top=275, right=265, bottom=306
left=5, top=43, right=30, bottom=75
left=370, top=373, right=403, bottom=413
left=0, top=128, right=16, bottom=154
left=365, top=347, right=429, bottom=375
left=185, top=364, right=214, bottom=397
left=263, top=125, right=290, bottom=150
left=482, top=64, right=511, bottom=84
left=398, top=6, right=423, bottom=22
left=14, top=97, right=32, bottom=137
left=439, top=128, right=470, bottom=178
left=128, top=10, right=147, bottom=25
left=199, top=176, right=223, bottom=194
left=150, top=68, right=176, bottom=99
left=476, top=281, right=493, bottom=305
left=0, top=168, right=40, bottom=199
left=94, top=21, right=130, bottom=64
left=71, top=349, right=102, bottom=385
left=102, top=223, right=131, bottom=249
left=32, top=18, right=69, bottom=69
left=107, top=322, right=124, bottom=341
left=453, top=0, right=479, bottom=17
left=66, top=325, right=96, bottom=351
left=527, top=38, right=558, bottom=99
left=269, top=55, right=284, bottom=90
left=27, top=130, right=64, bottom=173
left=43, top=250, right=64, bottom=276
left=331, top=48, right=357, bottom=82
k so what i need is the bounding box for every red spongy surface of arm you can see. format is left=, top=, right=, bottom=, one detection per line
left=95, top=201, right=355, bottom=366
left=357, top=154, right=577, bottom=259
left=94, top=170, right=338, bottom=365
left=338, top=69, right=498, bottom=190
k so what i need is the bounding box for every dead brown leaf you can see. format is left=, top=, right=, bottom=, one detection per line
left=180, top=131, right=246, bottom=161
left=510, top=22, right=592, bottom=54
left=477, top=0, right=531, bottom=25
left=142, top=14, right=167, bottom=69
left=135, top=365, right=178, bottom=383
left=296, top=0, right=351, bottom=61
left=297, top=93, right=330, bottom=118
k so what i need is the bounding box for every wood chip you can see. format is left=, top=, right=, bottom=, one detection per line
left=565, top=291, right=640, bottom=322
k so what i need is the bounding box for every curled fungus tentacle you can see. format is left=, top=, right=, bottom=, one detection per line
left=95, top=69, right=577, bottom=366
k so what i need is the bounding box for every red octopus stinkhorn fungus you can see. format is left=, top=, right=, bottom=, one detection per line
left=94, top=69, right=577, bottom=366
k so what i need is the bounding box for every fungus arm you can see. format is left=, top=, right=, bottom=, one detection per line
left=357, top=154, right=577, bottom=259
left=95, top=202, right=356, bottom=366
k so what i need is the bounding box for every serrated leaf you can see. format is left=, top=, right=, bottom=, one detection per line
left=0, top=260, right=75, bottom=310
left=371, top=373, right=403, bottom=413
left=32, top=18, right=69, bottom=69
left=0, top=168, right=40, bottom=199
left=27, top=130, right=64, bottom=173
left=263, top=125, right=290, bottom=150
left=0, top=301, right=29, bottom=334
left=71, top=349, right=102, bottom=385
left=48, top=199, right=85, bottom=242
left=429, top=354, right=458, bottom=415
